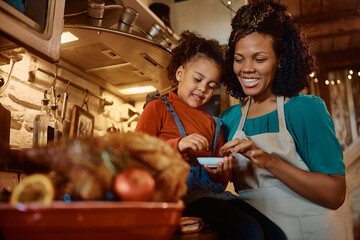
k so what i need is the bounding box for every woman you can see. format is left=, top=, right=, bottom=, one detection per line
left=219, top=1, right=350, bottom=239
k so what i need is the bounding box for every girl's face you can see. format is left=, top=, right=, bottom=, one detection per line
left=176, top=57, right=221, bottom=108
left=233, top=32, right=279, bottom=100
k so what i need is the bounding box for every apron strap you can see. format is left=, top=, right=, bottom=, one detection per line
left=237, top=97, right=287, bottom=133
left=211, top=116, right=222, bottom=156
left=276, top=96, right=287, bottom=132
left=237, top=97, right=251, bottom=132
left=160, top=96, right=187, bottom=137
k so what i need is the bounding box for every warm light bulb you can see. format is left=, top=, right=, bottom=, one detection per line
left=349, top=70, right=353, bottom=75
left=337, top=79, right=341, bottom=84
left=227, top=1, right=232, bottom=5
left=61, top=32, right=79, bottom=44
left=348, top=75, right=352, bottom=80
left=330, top=80, right=335, bottom=85
left=325, top=80, right=329, bottom=85
left=358, top=72, right=360, bottom=77
left=314, top=78, right=318, bottom=83
left=309, top=72, right=315, bottom=78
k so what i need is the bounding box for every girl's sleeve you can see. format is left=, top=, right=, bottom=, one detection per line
left=135, top=101, right=162, bottom=136
left=135, top=101, right=183, bottom=152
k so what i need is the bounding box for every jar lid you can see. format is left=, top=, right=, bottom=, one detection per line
left=153, top=23, right=162, bottom=30
left=123, top=7, right=138, bottom=16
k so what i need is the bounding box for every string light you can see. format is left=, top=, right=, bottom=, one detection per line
left=314, top=78, right=318, bottom=83
left=309, top=72, right=315, bottom=78
left=219, top=0, right=236, bottom=13
left=323, top=68, right=359, bottom=89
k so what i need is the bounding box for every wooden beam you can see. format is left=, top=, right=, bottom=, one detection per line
left=297, top=9, right=359, bottom=24
left=301, top=15, right=360, bottom=39
left=316, top=48, right=360, bottom=69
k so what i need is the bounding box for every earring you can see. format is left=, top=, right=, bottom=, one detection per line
left=177, top=76, right=181, bottom=81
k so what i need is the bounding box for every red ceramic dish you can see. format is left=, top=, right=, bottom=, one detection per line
left=0, top=201, right=184, bottom=240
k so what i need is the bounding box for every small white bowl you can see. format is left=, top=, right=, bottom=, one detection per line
left=197, top=157, right=224, bottom=168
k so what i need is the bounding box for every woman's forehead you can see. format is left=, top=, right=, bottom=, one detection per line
left=235, top=33, right=275, bottom=53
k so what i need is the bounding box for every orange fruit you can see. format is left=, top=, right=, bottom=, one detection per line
left=10, top=173, right=55, bottom=205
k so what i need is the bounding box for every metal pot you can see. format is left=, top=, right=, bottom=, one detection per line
left=119, top=7, right=139, bottom=26
left=159, top=36, right=172, bottom=48
left=146, top=23, right=163, bottom=41
left=118, top=22, right=132, bottom=33
left=87, top=0, right=105, bottom=19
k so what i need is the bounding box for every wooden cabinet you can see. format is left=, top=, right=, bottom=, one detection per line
left=0, top=171, right=20, bottom=201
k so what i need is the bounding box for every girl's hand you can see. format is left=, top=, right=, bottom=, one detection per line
left=178, top=133, right=210, bottom=153
left=219, top=138, right=273, bottom=169
left=204, top=155, right=233, bottom=175
left=204, top=155, right=233, bottom=186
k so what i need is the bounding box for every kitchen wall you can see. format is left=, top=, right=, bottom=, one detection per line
left=0, top=51, right=144, bottom=149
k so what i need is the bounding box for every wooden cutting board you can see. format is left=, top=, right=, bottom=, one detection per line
left=0, top=103, right=11, bottom=148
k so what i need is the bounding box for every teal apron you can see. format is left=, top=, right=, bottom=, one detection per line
left=231, top=96, right=349, bottom=240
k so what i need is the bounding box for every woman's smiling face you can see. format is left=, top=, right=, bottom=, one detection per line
left=233, top=32, right=279, bottom=100
left=176, top=57, right=221, bottom=108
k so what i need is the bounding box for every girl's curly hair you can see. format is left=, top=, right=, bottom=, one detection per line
left=223, top=1, right=317, bottom=100
left=167, top=30, right=225, bottom=85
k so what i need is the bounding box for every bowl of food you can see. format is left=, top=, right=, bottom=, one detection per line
left=197, top=157, right=224, bottom=168
left=0, top=132, right=190, bottom=240
left=0, top=201, right=184, bottom=240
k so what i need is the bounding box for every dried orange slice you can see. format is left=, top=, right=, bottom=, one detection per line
left=10, top=173, right=55, bottom=205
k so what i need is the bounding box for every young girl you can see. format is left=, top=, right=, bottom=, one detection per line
left=136, top=31, right=232, bottom=198
left=135, top=31, right=285, bottom=239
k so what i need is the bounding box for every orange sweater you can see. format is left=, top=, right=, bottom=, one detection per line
left=135, top=91, right=224, bottom=158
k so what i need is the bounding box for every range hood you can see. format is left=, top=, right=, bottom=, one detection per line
left=59, top=0, right=178, bottom=102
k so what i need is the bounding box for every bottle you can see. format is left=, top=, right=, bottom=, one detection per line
left=47, top=86, right=63, bottom=143
left=33, top=90, right=50, bottom=147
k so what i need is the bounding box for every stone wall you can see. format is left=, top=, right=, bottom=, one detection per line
left=0, top=51, right=141, bottom=149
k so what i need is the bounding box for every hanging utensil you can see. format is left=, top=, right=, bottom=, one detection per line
left=61, top=81, right=70, bottom=121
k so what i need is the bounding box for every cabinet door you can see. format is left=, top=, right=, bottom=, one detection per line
left=0, top=171, right=19, bottom=201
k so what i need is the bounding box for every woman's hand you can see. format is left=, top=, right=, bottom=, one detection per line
left=220, top=138, right=346, bottom=209
left=219, top=138, right=272, bottom=169
left=178, top=133, right=210, bottom=153
left=219, top=138, right=251, bottom=156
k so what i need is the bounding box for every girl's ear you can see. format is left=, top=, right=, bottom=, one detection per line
left=176, top=66, right=184, bottom=81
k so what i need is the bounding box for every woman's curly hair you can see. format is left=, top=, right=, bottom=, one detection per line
left=167, top=30, right=225, bottom=85
left=223, top=1, right=317, bottom=100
